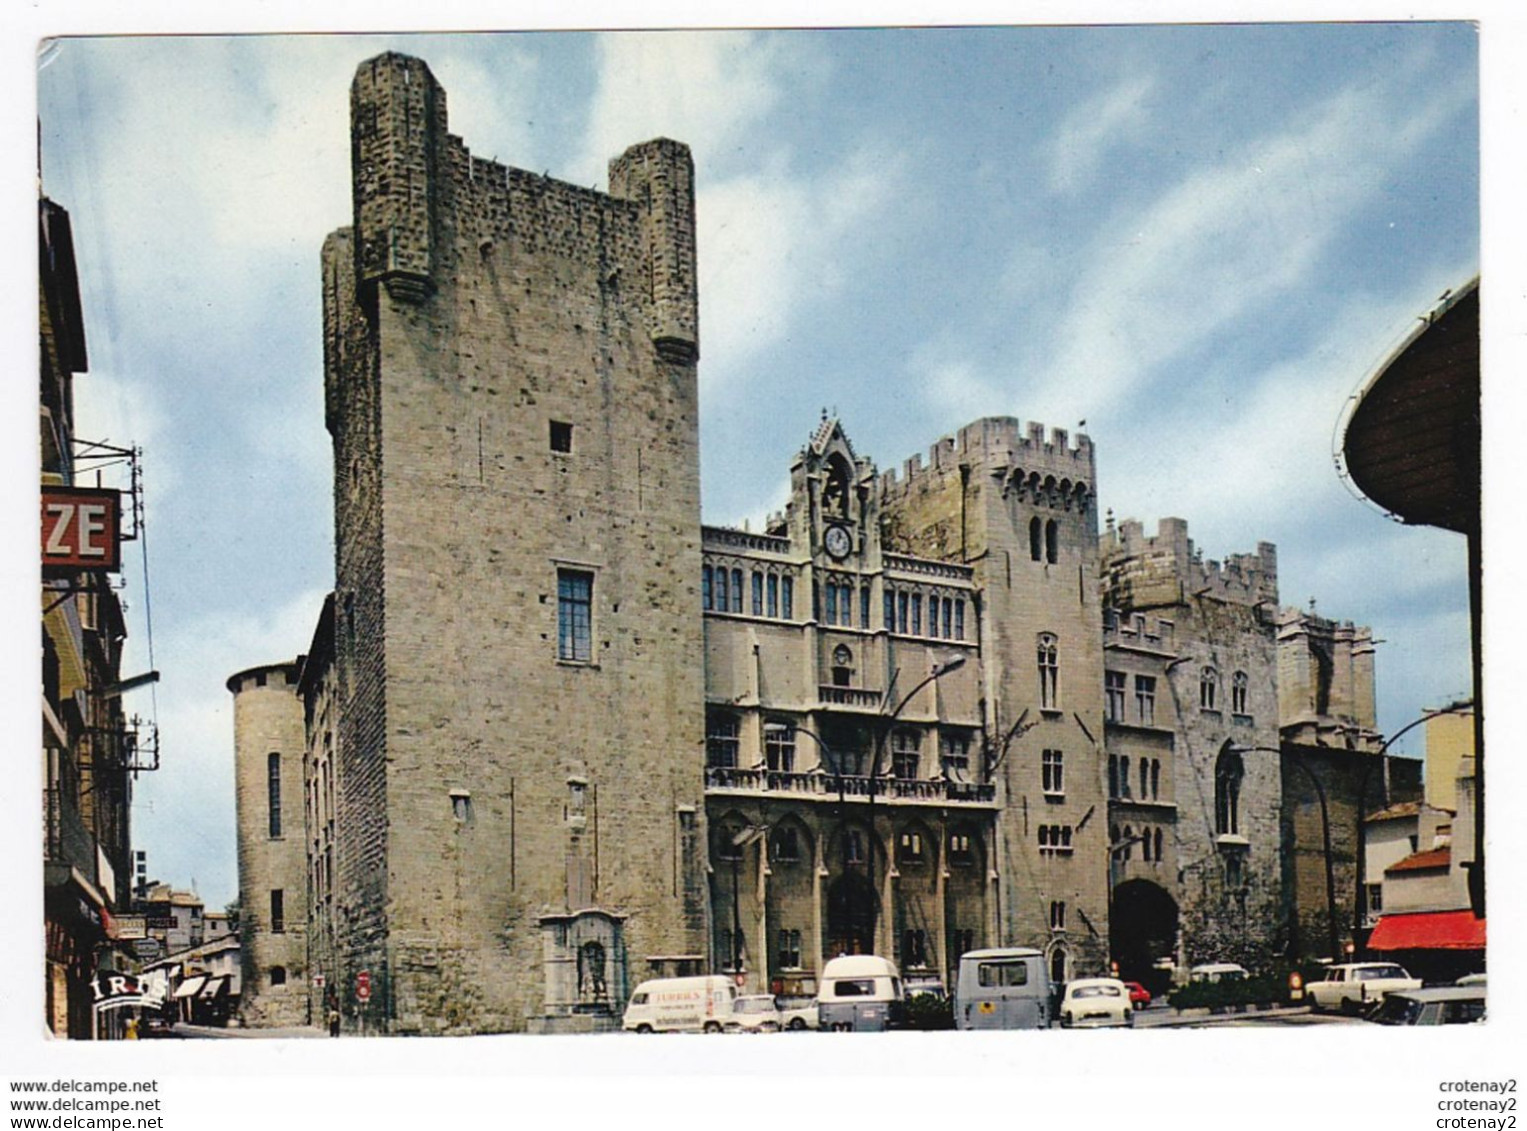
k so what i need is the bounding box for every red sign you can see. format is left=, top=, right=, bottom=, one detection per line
left=42, top=486, right=122, bottom=572
left=356, top=969, right=371, bottom=1002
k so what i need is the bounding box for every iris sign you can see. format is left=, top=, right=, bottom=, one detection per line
left=41, top=486, right=121, bottom=573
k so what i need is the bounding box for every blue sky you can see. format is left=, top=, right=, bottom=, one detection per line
left=33, top=25, right=1480, bottom=912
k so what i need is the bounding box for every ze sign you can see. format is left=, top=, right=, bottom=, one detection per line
left=42, top=486, right=122, bottom=572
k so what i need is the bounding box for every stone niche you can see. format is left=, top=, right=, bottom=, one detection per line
left=527, top=909, right=628, bottom=1034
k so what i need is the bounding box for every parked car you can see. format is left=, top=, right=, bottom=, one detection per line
left=1058, top=978, right=1132, bottom=1028
left=1305, top=962, right=1421, bottom=1015
left=1188, top=962, right=1249, bottom=984
left=1455, top=972, right=1487, bottom=987
left=775, top=995, right=818, bottom=1030
left=1369, top=986, right=1485, bottom=1026
left=727, top=994, right=782, bottom=1033
left=1123, top=981, right=1152, bottom=1010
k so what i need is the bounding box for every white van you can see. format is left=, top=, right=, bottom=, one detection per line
left=817, top=955, right=904, bottom=1031
left=623, top=975, right=737, bottom=1033
left=954, top=948, right=1051, bottom=1030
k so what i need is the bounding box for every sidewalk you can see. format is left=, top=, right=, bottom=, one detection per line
left=173, top=1023, right=329, bottom=1039
left=1132, top=1004, right=1313, bottom=1028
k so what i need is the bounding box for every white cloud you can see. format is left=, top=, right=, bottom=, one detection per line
left=698, top=146, right=903, bottom=385
left=573, top=31, right=794, bottom=185
left=1048, top=72, right=1156, bottom=193
left=988, top=69, right=1475, bottom=421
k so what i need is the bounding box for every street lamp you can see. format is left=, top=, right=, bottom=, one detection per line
left=1229, top=743, right=1338, bottom=962
left=865, top=656, right=967, bottom=955
left=1351, top=701, right=1474, bottom=951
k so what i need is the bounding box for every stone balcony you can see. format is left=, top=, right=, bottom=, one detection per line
left=704, top=765, right=997, bottom=807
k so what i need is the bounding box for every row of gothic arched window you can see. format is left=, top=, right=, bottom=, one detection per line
left=713, top=817, right=984, bottom=870
left=1111, top=823, right=1166, bottom=863
left=1108, top=754, right=1162, bottom=801
left=703, top=563, right=795, bottom=620
left=1200, top=667, right=1251, bottom=715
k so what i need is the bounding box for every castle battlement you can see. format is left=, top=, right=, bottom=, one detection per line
left=1103, top=517, right=1277, bottom=608
left=878, top=416, right=1095, bottom=502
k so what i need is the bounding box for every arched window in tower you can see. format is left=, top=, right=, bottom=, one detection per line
left=730, top=569, right=743, bottom=613
left=1200, top=667, right=1220, bottom=712
left=1037, top=633, right=1059, bottom=709
left=1154, top=827, right=1164, bottom=861
left=1029, top=516, right=1043, bottom=562
left=832, top=644, right=854, bottom=688
left=1232, top=670, right=1249, bottom=715
left=1215, top=746, right=1244, bottom=836
left=267, top=752, right=282, bottom=838
left=823, top=454, right=852, bottom=519
left=1045, top=519, right=1059, bottom=564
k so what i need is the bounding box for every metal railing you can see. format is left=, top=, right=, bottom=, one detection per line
left=704, top=765, right=996, bottom=805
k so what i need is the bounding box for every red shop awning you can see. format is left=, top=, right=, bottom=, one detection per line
left=1368, top=910, right=1486, bottom=951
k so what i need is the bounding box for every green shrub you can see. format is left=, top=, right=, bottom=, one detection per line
left=902, top=993, right=955, bottom=1030
left=1167, top=974, right=1289, bottom=1011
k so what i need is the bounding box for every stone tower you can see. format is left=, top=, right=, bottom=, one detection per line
left=228, top=661, right=308, bottom=1027
left=880, top=418, right=1111, bottom=982
left=319, top=52, right=707, bottom=1034
left=1101, top=518, right=1285, bottom=972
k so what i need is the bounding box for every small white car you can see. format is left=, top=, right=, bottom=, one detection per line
left=1058, top=978, right=1132, bottom=1028
left=1305, top=962, right=1421, bottom=1014
left=775, top=995, right=818, bottom=1031
left=726, top=994, right=782, bottom=1033
left=1188, top=962, right=1249, bottom=984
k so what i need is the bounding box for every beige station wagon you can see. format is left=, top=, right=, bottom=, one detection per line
left=1306, top=962, right=1421, bottom=1014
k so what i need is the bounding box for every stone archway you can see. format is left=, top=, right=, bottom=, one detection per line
left=1110, top=879, right=1178, bottom=994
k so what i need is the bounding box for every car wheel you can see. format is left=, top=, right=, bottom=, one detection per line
left=635, top=1024, right=654, bottom=1034
left=703, top=1021, right=723, bottom=1034
left=788, top=1018, right=806, bottom=1031
left=1133, top=1001, right=1144, bottom=1011
left=1309, top=997, right=1324, bottom=1014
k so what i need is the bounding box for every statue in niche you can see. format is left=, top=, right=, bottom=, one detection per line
left=577, top=939, right=607, bottom=1002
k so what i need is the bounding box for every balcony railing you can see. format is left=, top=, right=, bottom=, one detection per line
left=705, top=765, right=997, bottom=806
left=818, top=685, right=883, bottom=709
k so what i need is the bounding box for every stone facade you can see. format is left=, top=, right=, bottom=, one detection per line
left=1099, top=517, right=1284, bottom=976
left=225, top=52, right=1418, bottom=1032
left=228, top=662, right=309, bottom=1026
left=316, top=53, right=708, bottom=1034
left=702, top=419, right=996, bottom=997
left=1276, top=608, right=1380, bottom=751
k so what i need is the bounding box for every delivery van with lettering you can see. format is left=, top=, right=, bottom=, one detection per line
left=623, top=975, right=737, bottom=1034
left=954, top=947, right=1051, bottom=1030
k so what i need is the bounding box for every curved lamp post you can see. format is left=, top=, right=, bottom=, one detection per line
left=865, top=656, right=967, bottom=955
left=1351, top=701, right=1474, bottom=949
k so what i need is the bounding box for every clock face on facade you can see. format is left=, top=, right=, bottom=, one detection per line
left=824, top=524, right=852, bottom=559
